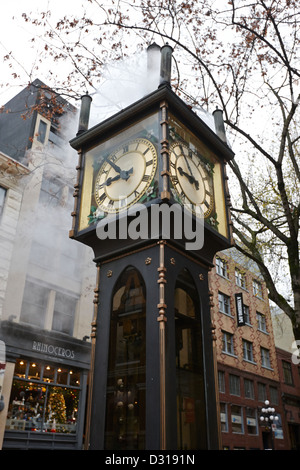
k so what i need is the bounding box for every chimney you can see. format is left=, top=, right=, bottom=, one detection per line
left=77, top=93, right=92, bottom=135
left=213, top=108, right=227, bottom=144
left=159, top=43, right=173, bottom=87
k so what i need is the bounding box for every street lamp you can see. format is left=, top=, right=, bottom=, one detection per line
left=259, top=400, right=279, bottom=450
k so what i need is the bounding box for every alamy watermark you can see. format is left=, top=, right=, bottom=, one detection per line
left=96, top=201, right=204, bottom=250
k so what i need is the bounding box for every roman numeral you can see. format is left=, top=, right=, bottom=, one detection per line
left=98, top=192, right=106, bottom=203
left=143, top=147, right=150, bottom=155
left=142, top=175, right=150, bottom=182
left=146, top=159, right=153, bottom=167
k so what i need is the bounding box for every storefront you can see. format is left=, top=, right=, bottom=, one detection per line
left=0, top=320, right=91, bottom=450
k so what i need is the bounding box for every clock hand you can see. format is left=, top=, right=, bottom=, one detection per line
left=104, top=167, right=133, bottom=186
left=120, top=167, right=133, bottom=181
left=105, top=158, right=122, bottom=173
left=178, top=166, right=199, bottom=190
left=104, top=174, right=121, bottom=186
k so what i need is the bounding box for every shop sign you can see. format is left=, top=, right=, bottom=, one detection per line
left=32, top=340, right=75, bottom=359
left=235, top=293, right=245, bottom=326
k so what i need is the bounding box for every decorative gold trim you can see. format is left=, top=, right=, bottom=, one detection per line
left=84, top=263, right=100, bottom=450
left=145, top=257, right=152, bottom=265
left=156, top=240, right=167, bottom=449
left=69, top=149, right=82, bottom=239
left=160, top=100, right=170, bottom=201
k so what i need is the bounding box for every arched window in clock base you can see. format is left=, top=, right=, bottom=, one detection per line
left=175, top=268, right=207, bottom=450
left=104, top=266, right=146, bottom=450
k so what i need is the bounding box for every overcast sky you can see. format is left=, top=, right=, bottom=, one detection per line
left=0, top=0, right=88, bottom=104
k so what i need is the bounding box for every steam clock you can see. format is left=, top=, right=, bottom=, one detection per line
left=69, top=44, right=234, bottom=450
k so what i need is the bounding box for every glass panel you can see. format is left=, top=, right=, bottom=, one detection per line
left=20, top=280, right=49, bottom=328
left=37, top=120, right=47, bottom=143
left=14, top=359, right=27, bottom=379
left=52, top=291, right=76, bottom=335
left=56, top=367, right=69, bottom=385
left=69, top=369, right=80, bottom=386
left=104, top=267, right=146, bottom=450
left=28, top=362, right=42, bottom=380
left=80, top=114, right=159, bottom=232
left=43, top=365, right=55, bottom=383
left=6, top=380, right=80, bottom=434
left=45, top=386, right=78, bottom=433
left=175, top=269, right=207, bottom=450
left=6, top=381, right=46, bottom=432
left=0, top=186, right=6, bottom=217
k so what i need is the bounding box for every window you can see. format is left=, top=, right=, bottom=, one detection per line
left=37, top=119, right=48, bottom=143
left=6, top=358, right=81, bottom=434
left=258, top=382, right=267, bottom=402
left=218, top=292, right=231, bottom=316
left=20, top=280, right=49, bottom=328
left=270, top=386, right=279, bottom=405
left=218, top=371, right=225, bottom=393
left=220, top=403, right=228, bottom=432
left=216, top=257, right=228, bottom=278
left=282, top=361, right=293, bottom=385
left=253, top=279, right=263, bottom=298
left=222, top=331, right=235, bottom=355
left=39, top=176, right=71, bottom=209
left=229, top=374, right=240, bottom=396
left=257, top=312, right=267, bottom=333
left=244, top=378, right=254, bottom=399
left=243, top=305, right=251, bottom=325
left=261, top=347, right=271, bottom=368
left=235, top=268, right=246, bottom=289
left=105, top=267, right=146, bottom=450
left=246, top=408, right=258, bottom=435
left=243, top=339, right=254, bottom=363
left=52, top=291, right=77, bottom=335
left=0, top=186, right=6, bottom=219
left=231, top=405, right=243, bottom=433
left=175, top=269, right=207, bottom=450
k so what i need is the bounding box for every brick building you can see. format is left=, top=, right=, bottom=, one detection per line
left=209, top=248, right=290, bottom=449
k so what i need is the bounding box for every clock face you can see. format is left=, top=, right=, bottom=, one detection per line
left=94, top=137, right=158, bottom=213
left=169, top=142, right=214, bottom=218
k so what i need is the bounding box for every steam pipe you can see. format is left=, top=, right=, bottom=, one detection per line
left=159, top=43, right=173, bottom=87
left=213, top=108, right=227, bottom=144
left=77, top=93, right=92, bottom=135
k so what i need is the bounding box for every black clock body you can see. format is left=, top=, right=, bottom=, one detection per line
left=69, top=84, right=234, bottom=450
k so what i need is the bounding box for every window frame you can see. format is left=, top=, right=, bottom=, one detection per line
left=235, top=268, right=246, bottom=289
left=261, top=347, right=271, bottom=369
left=242, top=339, right=255, bottom=363
left=0, top=185, right=7, bottom=220
left=216, top=257, right=228, bottom=278
left=222, top=331, right=235, bottom=356
left=218, top=292, right=232, bottom=316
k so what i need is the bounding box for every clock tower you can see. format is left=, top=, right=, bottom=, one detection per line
left=69, top=44, right=234, bottom=450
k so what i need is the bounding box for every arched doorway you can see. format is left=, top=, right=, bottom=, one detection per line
left=104, top=267, right=146, bottom=450
left=175, top=268, right=207, bottom=449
